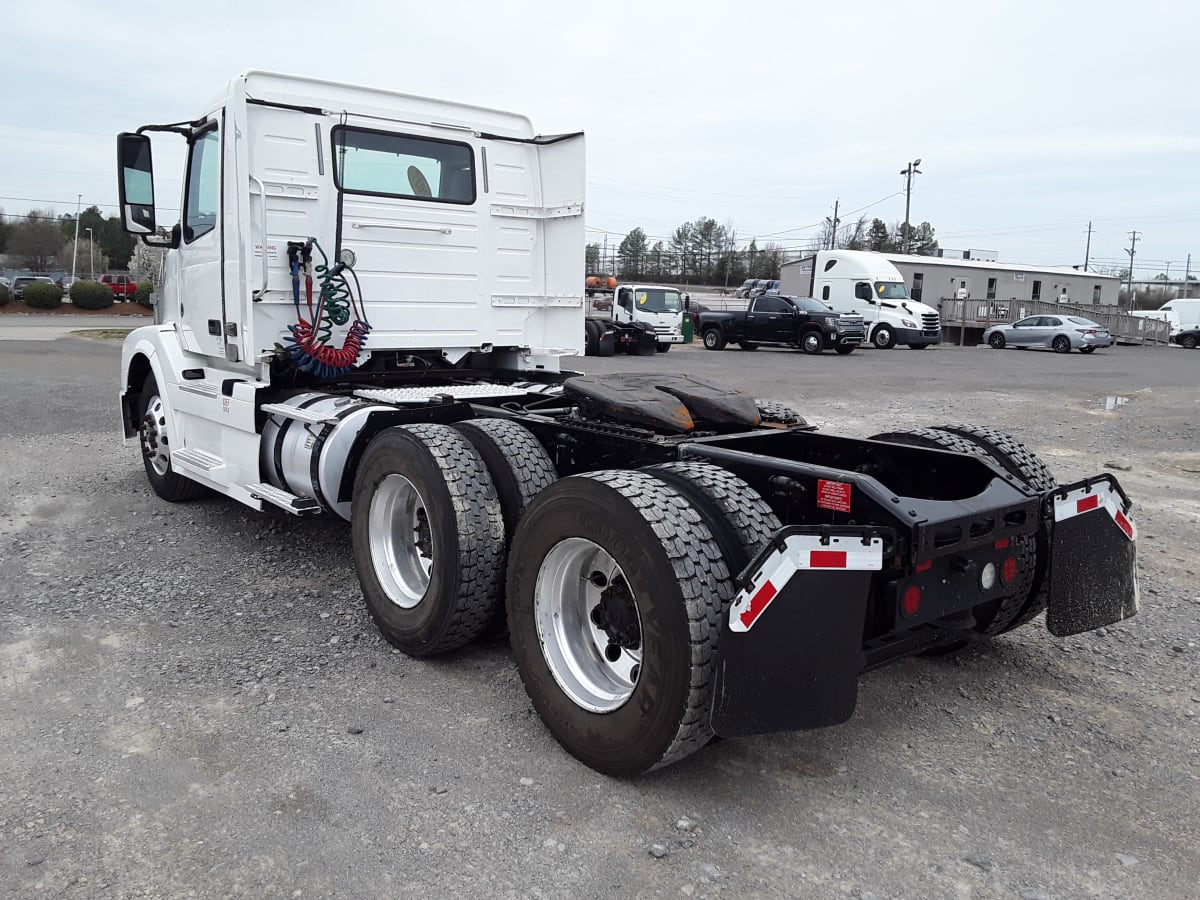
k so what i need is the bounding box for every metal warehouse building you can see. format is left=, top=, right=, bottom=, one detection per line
left=883, top=253, right=1121, bottom=307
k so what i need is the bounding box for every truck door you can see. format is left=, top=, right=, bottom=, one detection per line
left=177, top=123, right=225, bottom=358
left=614, top=287, right=634, bottom=324
left=749, top=295, right=791, bottom=342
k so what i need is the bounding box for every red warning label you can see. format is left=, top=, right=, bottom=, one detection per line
left=816, top=479, right=852, bottom=513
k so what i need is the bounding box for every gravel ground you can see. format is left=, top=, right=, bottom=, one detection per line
left=1, top=335, right=1197, bottom=900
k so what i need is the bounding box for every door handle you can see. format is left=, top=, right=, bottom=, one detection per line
left=249, top=175, right=268, bottom=299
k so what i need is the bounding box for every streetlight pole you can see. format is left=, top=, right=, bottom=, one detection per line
left=71, top=194, right=81, bottom=283
left=85, top=227, right=94, bottom=280
left=900, top=158, right=922, bottom=254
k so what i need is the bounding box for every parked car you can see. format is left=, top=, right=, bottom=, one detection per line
left=698, top=294, right=865, bottom=354
left=1171, top=327, right=1199, bottom=349
left=751, top=279, right=781, bottom=299
left=99, top=273, right=137, bottom=300
left=983, top=315, right=1112, bottom=354
left=10, top=275, right=58, bottom=300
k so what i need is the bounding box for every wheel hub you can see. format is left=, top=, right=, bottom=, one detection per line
left=534, top=538, right=644, bottom=713
left=368, top=474, right=434, bottom=608
left=139, top=396, right=171, bottom=476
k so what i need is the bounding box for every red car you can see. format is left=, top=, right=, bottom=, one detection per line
left=99, top=274, right=137, bottom=299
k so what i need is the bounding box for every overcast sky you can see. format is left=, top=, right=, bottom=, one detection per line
left=3, top=0, right=1197, bottom=279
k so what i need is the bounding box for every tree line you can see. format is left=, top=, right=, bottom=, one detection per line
left=0, top=207, right=134, bottom=275
left=588, top=217, right=941, bottom=286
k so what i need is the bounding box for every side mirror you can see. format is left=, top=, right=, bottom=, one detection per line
left=854, top=283, right=872, bottom=301
left=117, top=132, right=156, bottom=235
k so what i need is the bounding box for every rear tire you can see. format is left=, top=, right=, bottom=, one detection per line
left=800, top=330, right=824, bottom=354
left=1052, top=335, right=1071, bottom=353
left=755, top=400, right=807, bottom=427
left=835, top=345, right=855, bottom=355
left=1079, top=346, right=1097, bottom=354
left=868, top=427, right=1037, bottom=637
left=932, top=424, right=1058, bottom=632
left=702, top=328, right=726, bottom=351
left=506, top=471, right=736, bottom=775
left=988, top=333, right=1006, bottom=349
left=352, top=424, right=505, bottom=656
left=137, top=373, right=206, bottom=502
left=584, top=320, right=600, bottom=356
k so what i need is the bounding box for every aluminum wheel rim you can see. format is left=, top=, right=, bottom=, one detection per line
left=140, top=395, right=171, bottom=476
left=805, top=333, right=822, bottom=352
left=534, top=538, right=643, bottom=714
left=873, top=329, right=891, bottom=348
left=368, top=474, right=433, bottom=608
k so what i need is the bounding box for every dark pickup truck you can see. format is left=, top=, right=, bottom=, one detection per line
left=698, top=294, right=866, bottom=354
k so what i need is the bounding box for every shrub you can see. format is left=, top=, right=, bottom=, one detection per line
left=23, top=283, right=63, bottom=309
left=0, top=284, right=9, bottom=307
left=71, top=280, right=115, bottom=310
left=134, top=282, right=154, bottom=308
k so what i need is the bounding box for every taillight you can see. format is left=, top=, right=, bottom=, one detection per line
left=1076, top=329, right=1097, bottom=335
left=902, top=585, right=922, bottom=616
left=1001, top=556, right=1019, bottom=585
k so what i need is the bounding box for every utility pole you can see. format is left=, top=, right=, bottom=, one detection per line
left=1124, top=230, right=1140, bottom=305
left=1184, top=253, right=1192, bottom=300
left=1083, top=221, right=1092, bottom=271
left=827, top=198, right=840, bottom=250
left=900, top=159, right=922, bottom=254
left=70, top=193, right=82, bottom=283
left=1164, top=261, right=1172, bottom=299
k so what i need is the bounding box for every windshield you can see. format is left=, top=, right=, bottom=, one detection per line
left=792, top=297, right=833, bottom=312
left=634, top=288, right=681, bottom=313
left=875, top=281, right=911, bottom=300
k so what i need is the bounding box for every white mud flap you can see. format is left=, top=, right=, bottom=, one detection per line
left=1045, top=475, right=1139, bottom=637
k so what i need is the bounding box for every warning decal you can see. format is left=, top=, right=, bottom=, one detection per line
left=816, top=479, right=852, bottom=513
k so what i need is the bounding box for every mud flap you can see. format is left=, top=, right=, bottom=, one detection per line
left=710, top=529, right=884, bottom=737
left=1045, top=475, right=1138, bottom=637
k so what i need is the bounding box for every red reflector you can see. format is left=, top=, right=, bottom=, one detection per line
left=1077, top=494, right=1100, bottom=514
left=739, top=581, right=778, bottom=629
left=915, top=560, right=933, bottom=572
left=1114, top=510, right=1134, bottom=540
left=1001, top=555, right=1018, bottom=585
left=809, top=550, right=848, bottom=568
left=902, top=585, right=922, bottom=617
left=994, top=538, right=1010, bottom=550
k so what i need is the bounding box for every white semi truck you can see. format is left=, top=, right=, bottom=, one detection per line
left=115, top=71, right=1138, bottom=776
left=782, top=250, right=943, bottom=349
left=584, top=283, right=685, bottom=356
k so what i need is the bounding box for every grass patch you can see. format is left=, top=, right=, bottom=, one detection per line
left=70, top=328, right=135, bottom=341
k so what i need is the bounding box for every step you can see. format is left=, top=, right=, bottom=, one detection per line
left=246, top=482, right=323, bottom=516
left=171, top=448, right=225, bottom=472
left=260, top=402, right=341, bottom=426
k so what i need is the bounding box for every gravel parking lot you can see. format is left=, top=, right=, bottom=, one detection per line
left=2, top=335, right=1197, bottom=899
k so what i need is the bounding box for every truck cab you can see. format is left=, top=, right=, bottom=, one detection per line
left=785, top=250, right=942, bottom=350
left=609, top=283, right=684, bottom=351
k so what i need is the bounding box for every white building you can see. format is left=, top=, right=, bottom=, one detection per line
left=883, top=253, right=1121, bottom=306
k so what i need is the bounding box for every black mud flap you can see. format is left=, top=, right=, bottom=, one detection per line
left=1045, top=475, right=1138, bottom=637
left=710, top=528, right=884, bottom=737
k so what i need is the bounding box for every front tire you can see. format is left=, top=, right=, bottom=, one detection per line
left=872, top=324, right=896, bottom=349
left=702, top=328, right=726, bottom=351
left=656, top=343, right=671, bottom=353
left=1181, top=334, right=1197, bottom=349
left=137, top=373, right=206, bottom=502
left=506, top=471, right=737, bottom=775
left=988, top=333, right=1006, bottom=349
left=352, top=424, right=505, bottom=656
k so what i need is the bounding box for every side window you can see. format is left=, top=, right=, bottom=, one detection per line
left=756, top=296, right=786, bottom=313
left=183, top=127, right=220, bottom=243
left=333, top=126, right=475, bottom=204
left=821, top=285, right=831, bottom=301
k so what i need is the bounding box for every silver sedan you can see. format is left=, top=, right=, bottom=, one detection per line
left=983, top=315, right=1112, bottom=354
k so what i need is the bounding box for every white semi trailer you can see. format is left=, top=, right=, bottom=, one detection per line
left=115, top=71, right=1139, bottom=776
